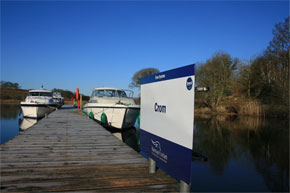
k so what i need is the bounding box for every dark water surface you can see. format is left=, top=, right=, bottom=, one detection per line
left=0, top=104, right=288, bottom=192
left=191, top=115, right=289, bottom=192
left=0, top=104, right=22, bottom=144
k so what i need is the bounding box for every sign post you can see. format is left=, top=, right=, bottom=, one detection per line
left=140, top=64, right=195, bottom=191
left=80, top=94, right=83, bottom=111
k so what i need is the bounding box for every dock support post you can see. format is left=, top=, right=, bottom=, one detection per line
left=80, top=95, right=83, bottom=111
left=148, top=158, right=156, bottom=174
left=179, top=180, right=190, bottom=193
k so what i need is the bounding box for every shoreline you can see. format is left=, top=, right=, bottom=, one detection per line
left=0, top=100, right=21, bottom=104
left=1, top=100, right=287, bottom=120
left=194, top=106, right=288, bottom=120
left=0, top=100, right=88, bottom=105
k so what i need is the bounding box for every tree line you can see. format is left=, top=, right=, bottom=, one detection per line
left=0, top=81, right=21, bottom=89
left=0, top=82, right=89, bottom=101
left=196, top=17, right=289, bottom=110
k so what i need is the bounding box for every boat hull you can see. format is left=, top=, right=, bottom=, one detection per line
left=84, top=105, right=140, bottom=129
left=21, top=104, right=57, bottom=118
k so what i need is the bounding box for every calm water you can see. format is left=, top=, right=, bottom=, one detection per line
left=0, top=104, right=40, bottom=144
left=191, top=115, right=289, bottom=192
left=0, top=104, right=22, bottom=144
left=0, top=104, right=289, bottom=192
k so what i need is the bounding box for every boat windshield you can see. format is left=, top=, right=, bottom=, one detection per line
left=28, top=92, right=52, bottom=97
left=117, top=90, right=127, bottom=98
left=92, top=89, right=128, bottom=98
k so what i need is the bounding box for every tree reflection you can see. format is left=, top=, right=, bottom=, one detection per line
left=247, top=120, right=289, bottom=192
left=193, top=115, right=289, bottom=192
left=193, top=117, right=232, bottom=175
left=0, top=104, right=21, bottom=119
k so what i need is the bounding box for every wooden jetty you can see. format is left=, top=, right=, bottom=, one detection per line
left=0, top=106, right=178, bottom=192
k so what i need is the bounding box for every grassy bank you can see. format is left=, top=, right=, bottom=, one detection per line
left=0, top=87, right=28, bottom=101
left=195, top=97, right=289, bottom=119
left=0, top=99, right=22, bottom=104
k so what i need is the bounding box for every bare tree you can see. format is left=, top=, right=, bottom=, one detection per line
left=249, top=17, right=289, bottom=105
left=196, top=52, right=238, bottom=109
left=129, top=68, right=160, bottom=89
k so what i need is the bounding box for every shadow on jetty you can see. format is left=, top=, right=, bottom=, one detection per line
left=60, top=106, right=76, bottom=110
left=121, top=127, right=140, bottom=152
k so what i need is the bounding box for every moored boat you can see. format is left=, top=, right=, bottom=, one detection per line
left=21, top=89, right=58, bottom=118
left=53, top=92, right=64, bottom=108
left=83, top=87, right=140, bottom=129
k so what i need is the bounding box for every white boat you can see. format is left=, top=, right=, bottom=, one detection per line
left=21, top=89, right=58, bottom=118
left=53, top=92, right=64, bottom=108
left=83, top=88, right=140, bottom=129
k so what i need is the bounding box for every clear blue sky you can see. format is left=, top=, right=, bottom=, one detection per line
left=1, top=0, right=289, bottom=96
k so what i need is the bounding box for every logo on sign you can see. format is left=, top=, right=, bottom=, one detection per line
left=151, top=139, right=161, bottom=151
left=151, top=139, right=168, bottom=163
left=186, top=77, right=193, bottom=90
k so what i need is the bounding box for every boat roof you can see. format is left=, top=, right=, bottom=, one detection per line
left=29, top=89, right=52, bottom=93
left=93, top=87, right=125, bottom=91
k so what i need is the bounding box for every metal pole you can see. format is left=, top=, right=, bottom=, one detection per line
left=148, top=158, right=156, bottom=174
left=80, top=95, right=83, bottom=111
left=179, top=180, right=190, bottom=193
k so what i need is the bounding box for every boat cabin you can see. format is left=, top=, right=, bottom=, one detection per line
left=91, top=88, right=133, bottom=98
left=28, top=90, right=53, bottom=97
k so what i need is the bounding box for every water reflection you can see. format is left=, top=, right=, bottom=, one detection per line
left=0, top=104, right=21, bottom=144
left=0, top=104, right=20, bottom=119
left=19, top=118, right=38, bottom=131
left=192, top=115, right=289, bottom=192
left=0, top=104, right=40, bottom=144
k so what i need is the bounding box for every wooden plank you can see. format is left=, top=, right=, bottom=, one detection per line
left=0, top=106, right=178, bottom=192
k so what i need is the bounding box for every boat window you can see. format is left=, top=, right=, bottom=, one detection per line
left=28, top=92, right=40, bottom=96
left=117, top=90, right=127, bottom=98
left=105, top=90, right=116, bottom=97
left=91, top=91, right=95, bottom=97
left=28, top=92, right=52, bottom=97
left=92, top=90, right=99, bottom=97
left=92, top=89, right=128, bottom=98
left=98, top=90, right=105, bottom=97
left=40, top=92, right=53, bottom=97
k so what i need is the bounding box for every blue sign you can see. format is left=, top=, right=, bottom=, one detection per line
left=140, top=64, right=195, bottom=185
